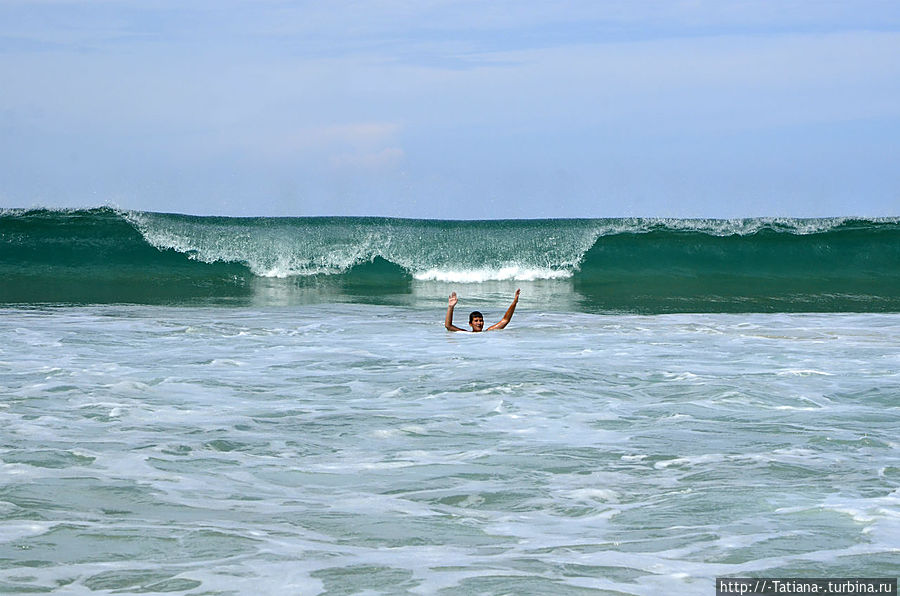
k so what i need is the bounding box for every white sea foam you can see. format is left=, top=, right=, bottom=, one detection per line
left=0, top=521, right=55, bottom=543
left=776, top=368, right=834, bottom=376
left=2, top=307, right=899, bottom=593
left=412, top=266, right=573, bottom=282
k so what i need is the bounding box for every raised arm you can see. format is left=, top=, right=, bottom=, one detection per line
left=487, top=289, right=520, bottom=331
left=444, top=292, right=466, bottom=331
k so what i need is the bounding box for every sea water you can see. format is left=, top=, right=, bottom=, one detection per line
left=1, top=305, right=898, bottom=594
left=2, top=210, right=899, bottom=594
left=3, top=209, right=900, bottom=312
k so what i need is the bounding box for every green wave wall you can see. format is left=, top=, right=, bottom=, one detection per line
left=2, top=208, right=898, bottom=312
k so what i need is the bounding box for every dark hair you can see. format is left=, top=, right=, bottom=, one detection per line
left=469, top=311, right=483, bottom=323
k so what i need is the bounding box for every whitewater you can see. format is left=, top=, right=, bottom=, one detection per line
left=2, top=208, right=899, bottom=312
left=1, top=209, right=898, bottom=594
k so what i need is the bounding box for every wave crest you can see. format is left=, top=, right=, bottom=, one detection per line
left=3, top=208, right=899, bottom=310
left=122, top=212, right=601, bottom=280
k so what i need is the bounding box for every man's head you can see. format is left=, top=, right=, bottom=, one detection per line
left=468, top=311, right=484, bottom=332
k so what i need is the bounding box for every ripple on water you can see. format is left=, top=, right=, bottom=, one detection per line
left=0, top=308, right=898, bottom=594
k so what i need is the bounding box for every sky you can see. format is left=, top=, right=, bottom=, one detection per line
left=1, top=0, right=899, bottom=219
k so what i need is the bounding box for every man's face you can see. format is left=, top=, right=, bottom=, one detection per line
left=470, top=315, right=484, bottom=332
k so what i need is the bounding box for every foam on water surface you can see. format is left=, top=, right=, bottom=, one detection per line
left=0, top=306, right=898, bottom=594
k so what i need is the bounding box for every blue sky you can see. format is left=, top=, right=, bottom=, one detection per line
left=1, top=0, right=898, bottom=218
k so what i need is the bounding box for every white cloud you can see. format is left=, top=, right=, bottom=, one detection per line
left=330, top=147, right=405, bottom=170
left=313, top=123, right=401, bottom=148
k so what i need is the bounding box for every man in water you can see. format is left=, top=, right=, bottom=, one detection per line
left=445, top=289, right=520, bottom=332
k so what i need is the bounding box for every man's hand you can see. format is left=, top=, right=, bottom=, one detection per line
left=485, top=289, right=520, bottom=331
left=445, top=291, right=463, bottom=331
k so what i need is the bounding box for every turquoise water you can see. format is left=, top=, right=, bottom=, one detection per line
left=3, top=209, right=900, bottom=312
left=1, top=305, right=898, bottom=594
left=2, top=209, right=898, bottom=593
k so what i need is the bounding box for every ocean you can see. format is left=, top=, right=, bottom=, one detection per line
left=1, top=208, right=898, bottom=594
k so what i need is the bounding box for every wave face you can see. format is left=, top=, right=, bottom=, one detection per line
left=2, top=208, right=899, bottom=312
